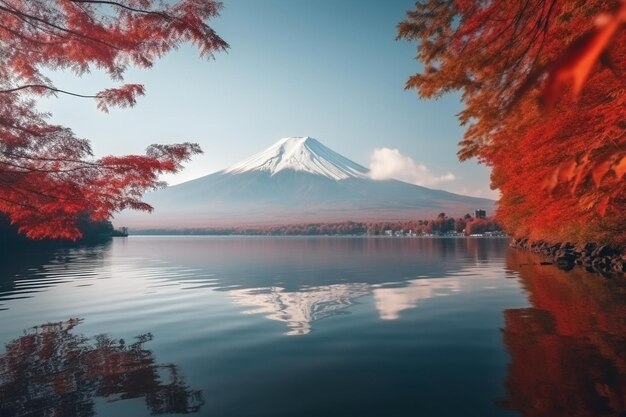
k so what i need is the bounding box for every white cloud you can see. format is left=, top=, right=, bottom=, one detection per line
left=368, top=148, right=456, bottom=186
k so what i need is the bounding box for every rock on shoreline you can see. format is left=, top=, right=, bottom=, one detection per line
left=510, top=238, right=626, bottom=274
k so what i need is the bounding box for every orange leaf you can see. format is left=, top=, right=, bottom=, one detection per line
left=591, top=157, right=613, bottom=188
left=542, top=168, right=559, bottom=193
left=571, top=153, right=590, bottom=193
left=541, top=4, right=626, bottom=108
left=597, top=195, right=610, bottom=216
left=557, top=159, right=577, bottom=183
left=614, top=155, right=626, bottom=180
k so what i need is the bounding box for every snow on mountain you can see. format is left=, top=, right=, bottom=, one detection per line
left=223, top=136, right=368, bottom=180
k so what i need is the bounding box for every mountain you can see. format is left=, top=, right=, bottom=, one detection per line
left=224, top=136, right=368, bottom=180
left=114, top=137, right=495, bottom=228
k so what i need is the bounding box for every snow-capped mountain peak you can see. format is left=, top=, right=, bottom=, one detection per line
left=223, top=136, right=368, bottom=180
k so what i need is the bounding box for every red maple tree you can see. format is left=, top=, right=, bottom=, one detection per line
left=399, top=0, right=626, bottom=245
left=0, top=0, right=228, bottom=239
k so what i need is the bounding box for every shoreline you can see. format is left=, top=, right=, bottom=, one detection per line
left=125, top=232, right=508, bottom=239
left=510, top=238, right=625, bottom=274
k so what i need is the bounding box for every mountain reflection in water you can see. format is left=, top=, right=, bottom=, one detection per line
left=502, top=251, right=626, bottom=417
left=229, top=283, right=370, bottom=335
left=0, top=319, right=203, bottom=417
left=229, top=278, right=462, bottom=335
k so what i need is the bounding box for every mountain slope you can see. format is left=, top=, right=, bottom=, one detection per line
left=115, top=137, right=495, bottom=228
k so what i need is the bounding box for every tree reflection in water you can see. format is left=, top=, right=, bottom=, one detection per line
left=0, top=319, right=203, bottom=417
left=501, top=251, right=626, bottom=417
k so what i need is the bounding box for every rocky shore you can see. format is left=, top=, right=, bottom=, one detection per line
left=510, top=238, right=626, bottom=274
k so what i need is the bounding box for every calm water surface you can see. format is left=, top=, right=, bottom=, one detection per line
left=0, top=237, right=624, bottom=416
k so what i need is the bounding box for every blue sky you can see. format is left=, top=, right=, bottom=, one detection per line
left=38, top=0, right=497, bottom=199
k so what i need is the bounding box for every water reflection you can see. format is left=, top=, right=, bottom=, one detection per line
left=0, top=319, right=203, bottom=416
left=117, top=236, right=506, bottom=290
left=0, top=242, right=111, bottom=310
left=0, top=237, right=507, bottom=335
left=501, top=250, right=626, bottom=417
left=230, top=284, right=371, bottom=335
left=372, top=278, right=461, bottom=320
left=0, top=237, right=521, bottom=416
left=230, top=277, right=465, bottom=334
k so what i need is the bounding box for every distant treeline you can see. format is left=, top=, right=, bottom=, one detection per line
left=132, top=213, right=502, bottom=236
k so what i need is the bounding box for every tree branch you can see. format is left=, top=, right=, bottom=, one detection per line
left=1, top=150, right=99, bottom=167
left=0, top=3, right=121, bottom=51
left=0, top=84, right=97, bottom=99
left=69, top=0, right=172, bottom=19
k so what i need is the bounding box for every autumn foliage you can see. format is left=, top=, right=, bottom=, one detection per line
left=399, top=1, right=626, bottom=246
left=0, top=0, right=227, bottom=239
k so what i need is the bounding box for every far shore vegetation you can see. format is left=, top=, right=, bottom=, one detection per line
left=127, top=213, right=503, bottom=237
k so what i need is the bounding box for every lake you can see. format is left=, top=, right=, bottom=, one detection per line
left=0, top=237, right=624, bottom=417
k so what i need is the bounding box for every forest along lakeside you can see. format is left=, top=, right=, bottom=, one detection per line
left=123, top=212, right=504, bottom=237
